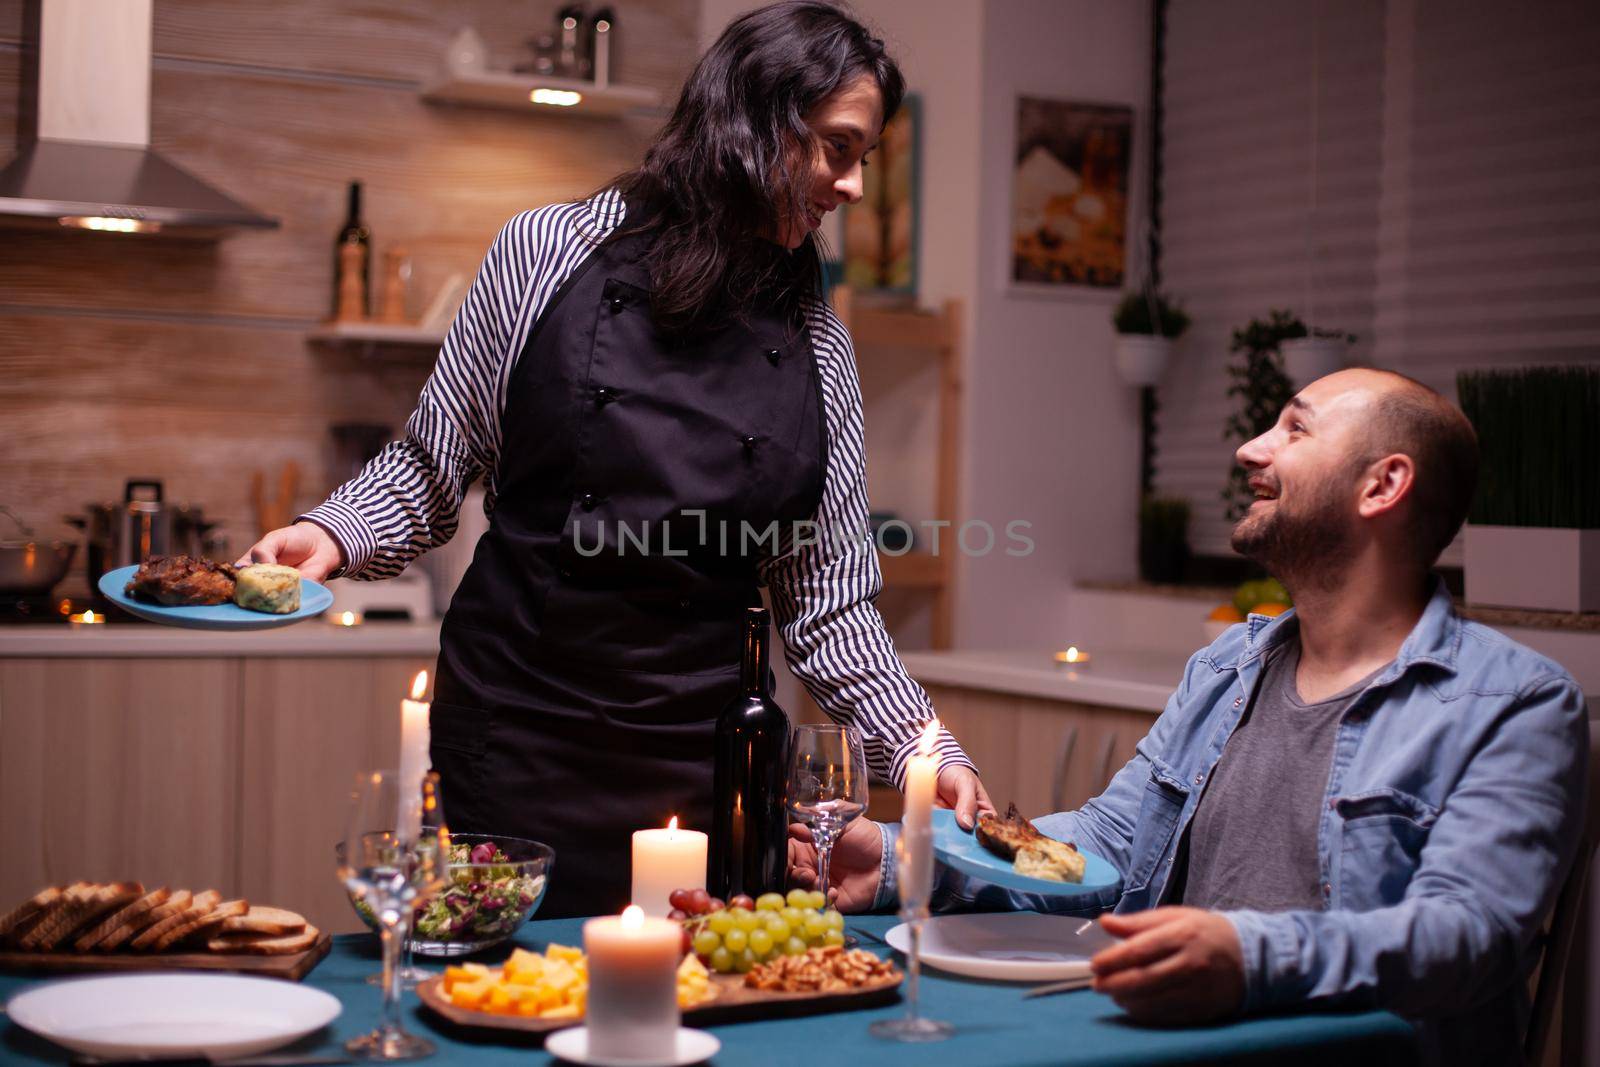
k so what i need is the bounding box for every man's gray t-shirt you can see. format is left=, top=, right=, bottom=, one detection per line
left=1177, top=638, right=1384, bottom=912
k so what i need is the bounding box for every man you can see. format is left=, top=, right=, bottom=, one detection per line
left=794, top=369, right=1588, bottom=1065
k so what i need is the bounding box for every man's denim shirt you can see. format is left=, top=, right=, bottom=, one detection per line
left=877, top=581, right=1588, bottom=1064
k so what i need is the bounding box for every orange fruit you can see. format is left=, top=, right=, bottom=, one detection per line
left=1208, top=604, right=1245, bottom=622
left=1252, top=601, right=1291, bottom=617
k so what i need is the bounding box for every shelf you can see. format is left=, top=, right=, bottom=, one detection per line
left=420, top=72, right=661, bottom=117
left=880, top=550, right=949, bottom=591
left=306, top=321, right=446, bottom=349
left=847, top=304, right=956, bottom=351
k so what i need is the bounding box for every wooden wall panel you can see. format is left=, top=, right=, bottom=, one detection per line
left=0, top=1, right=698, bottom=588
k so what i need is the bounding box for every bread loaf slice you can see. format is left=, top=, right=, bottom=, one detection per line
left=131, top=889, right=220, bottom=951
left=0, top=885, right=68, bottom=946
left=98, top=888, right=191, bottom=951
left=207, top=924, right=319, bottom=956
left=75, top=887, right=172, bottom=952
left=219, top=905, right=306, bottom=937
left=31, top=882, right=143, bottom=950
left=154, top=898, right=247, bottom=952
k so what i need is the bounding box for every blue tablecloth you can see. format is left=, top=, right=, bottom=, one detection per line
left=0, top=914, right=1417, bottom=1066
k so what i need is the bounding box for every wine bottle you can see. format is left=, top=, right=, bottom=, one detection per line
left=333, top=181, right=371, bottom=319
left=710, top=607, right=792, bottom=900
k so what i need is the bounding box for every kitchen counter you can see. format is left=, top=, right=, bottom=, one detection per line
left=0, top=620, right=441, bottom=657
left=899, top=648, right=1186, bottom=714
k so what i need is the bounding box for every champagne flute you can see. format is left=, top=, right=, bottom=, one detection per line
left=785, top=724, right=868, bottom=903
left=868, top=827, right=954, bottom=1042
left=336, top=770, right=449, bottom=1061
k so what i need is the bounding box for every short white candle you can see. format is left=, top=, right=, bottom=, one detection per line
left=583, top=905, right=681, bottom=1059
left=900, top=719, right=940, bottom=907
left=397, top=670, right=430, bottom=842
left=632, top=816, right=707, bottom=917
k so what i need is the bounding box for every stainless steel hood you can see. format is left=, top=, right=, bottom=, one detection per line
left=0, top=0, right=277, bottom=236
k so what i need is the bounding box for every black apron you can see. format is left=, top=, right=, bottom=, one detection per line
left=429, top=223, right=827, bottom=918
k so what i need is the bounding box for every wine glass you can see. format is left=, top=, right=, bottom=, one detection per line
left=785, top=724, right=868, bottom=904
left=336, top=770, right=449, bottom=1061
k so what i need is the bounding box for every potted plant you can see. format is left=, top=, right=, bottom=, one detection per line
left=1112, top=291, right=1190, bottom=387
left=1280, top=326, right=1355, bottom=388
left=1457, top=366, right=1600, bottom=612
left=1221, top=311, right=1298, bottom=521
left=1138, top=495, right=1190, bottom=584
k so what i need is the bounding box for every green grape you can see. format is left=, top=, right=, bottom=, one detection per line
left=706, top=910, right=734, bottom=936
left=785, top=888, right=810, bottom=908
left=723, top=928, right=749, bottom=953
left=733, top=948, right=757, bottom=974
left=807, top=890, right=827, bottom=910
left=748, top=929, right=774, bottom=957
left=823, top=909, right=845, bottom=931
left=755, top=892, right=785, bottom=912
left=783, top=936, right=808, bottom=956
left=802, top=913, right=828, bottom=940
left=780, top=906, right=804, bottom=926
left=710, top=947, right=734, bottom=973
left=733, top=908, right=761, bottom=933
left=764, top=917, right=791, bottom=942
left=823, top=928, right=845, bottom=947
left=692, top=929, right=721, bottom=957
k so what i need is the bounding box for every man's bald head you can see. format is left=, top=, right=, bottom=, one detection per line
left=1341, top=368, right=1479, bottom=568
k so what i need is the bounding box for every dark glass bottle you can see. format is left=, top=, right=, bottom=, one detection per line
left=333, top=181, right=371, bottom=317
left=710, top=607, right=792, bottom=899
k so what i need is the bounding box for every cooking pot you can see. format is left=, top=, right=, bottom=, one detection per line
left=64, top=479, right=222, bottom=589
left=0, top=540, right=77, bottom=596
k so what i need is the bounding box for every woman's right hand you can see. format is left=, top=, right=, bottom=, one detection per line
left=237, top=521, right=344, bottom=582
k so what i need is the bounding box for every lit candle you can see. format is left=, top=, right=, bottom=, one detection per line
left=68, top=609, right=104, bottom=628
left=583, top=905, right=681, bottom=1059
left=1053, top=646, right=1092, bottom=668
left=397, top=670, right=430, bottom=842
left=631, top=816, right=707, bottom=917
left=899, top=719, right=940, bottom=908
left=331, top=610, right=364, bottom=627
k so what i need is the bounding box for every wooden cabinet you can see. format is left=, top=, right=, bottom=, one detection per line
left=0, top=654, right=430, bottom=935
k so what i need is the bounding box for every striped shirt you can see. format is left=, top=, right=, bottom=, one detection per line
left=303, top=189, right=973, bottom=790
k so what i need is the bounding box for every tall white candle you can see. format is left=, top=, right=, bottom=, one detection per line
left=632, top=816, right=707, bottom=917
left=397, top=670, right=430, bottom=842
left=899, top=719, right=941, bottom=908
left=583, top=905, right=681, bottom=1058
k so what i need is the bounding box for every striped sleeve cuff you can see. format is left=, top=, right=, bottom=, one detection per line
left=885, top=728, right=977, bottom=792
left=298, top=499, right=379, bottom=579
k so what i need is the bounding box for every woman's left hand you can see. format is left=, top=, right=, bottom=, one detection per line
left=935, top=765, right=996, bottom=830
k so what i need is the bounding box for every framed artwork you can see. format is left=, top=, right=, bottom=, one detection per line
left=842, top=93, right=919, bottom=299
left=1009, top=96, right=1133, bottom=293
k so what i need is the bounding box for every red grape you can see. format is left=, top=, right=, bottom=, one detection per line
left=667, top=908, right=689, bottom=921
left=687, top=888, right=711, bottom=914
left=708, top=898, right=725, bottom=913
left=680, top=928, right=692, bottom=955
left=729, top=894, right=755, bottom=912
left=668, top=888, right=692, bottom=912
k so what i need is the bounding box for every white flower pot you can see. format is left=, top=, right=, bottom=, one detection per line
left=1279, top=337, right=1348, bottom=388
left=1464, top=525, right=1600, bottom=613
left=1114, top=335, right=1174, bottom=387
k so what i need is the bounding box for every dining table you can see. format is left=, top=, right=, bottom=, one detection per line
left=0, top=913, right=1418, bottom=1066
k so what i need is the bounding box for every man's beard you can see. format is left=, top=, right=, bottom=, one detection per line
left=1230, top=472, right=1357, bottom=586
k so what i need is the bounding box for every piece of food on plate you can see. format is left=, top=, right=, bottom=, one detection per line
left=124, top=555, right=237, bottom=606
left=976, top=803, right=1085, bottom=884
left=207, top=923, right=318, bottom=956
left=233, top=563, right=301, bottom=614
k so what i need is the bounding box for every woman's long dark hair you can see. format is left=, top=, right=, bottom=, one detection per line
left=610, top=2, right=904, bottom=338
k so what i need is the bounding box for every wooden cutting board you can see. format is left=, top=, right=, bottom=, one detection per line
left=417, top=968, right=902, bottom=1034
left=0, top=932, right=331, bottom=982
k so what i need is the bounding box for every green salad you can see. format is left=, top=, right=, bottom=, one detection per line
left=354, top=840, right=544, bottom=943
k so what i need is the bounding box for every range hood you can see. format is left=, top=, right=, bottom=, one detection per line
left=0, top=0, right=277, bottom=236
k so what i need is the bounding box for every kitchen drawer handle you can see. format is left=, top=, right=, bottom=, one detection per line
left=1051, top=725, right=1078, bottom=812
left=1095, top=733, right=1119, bottom=795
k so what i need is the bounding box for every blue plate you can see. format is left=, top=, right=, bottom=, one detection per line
left=98, top=565, right=334, bottom=631
left=931, top=808, right=1120, bottom=896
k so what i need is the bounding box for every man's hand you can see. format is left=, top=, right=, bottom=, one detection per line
left=787, top=819, right=882, bottom=913
left=935, top=764, right=995, bottom=830
left=1089, top=907, right=1245, bottom=1024
left=238, top=521, right=344, bottom=582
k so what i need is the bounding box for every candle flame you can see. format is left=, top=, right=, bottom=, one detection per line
left=409, top=670, right=428, bottom=700
left=339, top=611, right=357, bottom=626
left=1066, top=646, right=1080, bottom=663
left=621, top=904, right=645, bottom=929
left=667, top=815, right=678, bottom=835
left=918, top=718, right=940, bottom=757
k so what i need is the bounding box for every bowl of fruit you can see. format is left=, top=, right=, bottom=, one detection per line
left=1205, top=577, right=1291, bottom=643
left=669, top=887, right=847, bottom=975
left=348, top=834, right=554, bottom=957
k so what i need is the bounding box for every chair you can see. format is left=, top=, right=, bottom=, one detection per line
left=1525, top=718, right=1600, bottom=1066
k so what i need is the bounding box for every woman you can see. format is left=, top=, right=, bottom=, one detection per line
left=246, top=1, right=991, bottom=917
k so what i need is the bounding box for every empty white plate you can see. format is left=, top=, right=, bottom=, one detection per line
left=545, top=1026, right=721, bottom=1067
left=5, top=973, right=342, bottom=1059
left=885, top=911, right=1117, bottom=981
